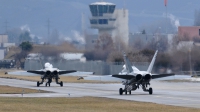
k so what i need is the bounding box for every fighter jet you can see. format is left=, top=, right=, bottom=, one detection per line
left=82, top=50, right=174, bottom=95
left=7, top=62, right=94, bottom=87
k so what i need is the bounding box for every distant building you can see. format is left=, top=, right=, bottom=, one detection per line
left=60, top=53, right=86, bottom=62
left=0, top=34, right=16, bottom=59
left=177, top=41, right=194, bottom=51
left=0, top=50, right=4, bottom=60
left=0, top=34, right=8, bottom=43
left=89, top=1, right=129, bottom=46
left=178, top=26, right=200, bottom=40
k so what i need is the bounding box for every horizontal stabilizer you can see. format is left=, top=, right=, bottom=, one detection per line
left=152, top=73, right=175, bottom=79
left=112, top=74, right=135, bottom=80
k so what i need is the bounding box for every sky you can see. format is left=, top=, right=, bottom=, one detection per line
left=0, top=0, right=199, bottom=39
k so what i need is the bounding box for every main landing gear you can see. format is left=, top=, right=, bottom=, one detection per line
left=56, top=78, right=63, bottom=87
left=119, top=88, right=132, bottom=95
left=142, top=83, right=153, bottom=95
left=37, top=78, right=44, bottom=87
left=149, top=88, right=153, bottom=94
left=119, top=83, right=153, bottom=95
left=36, top=78, right=63, bottom=87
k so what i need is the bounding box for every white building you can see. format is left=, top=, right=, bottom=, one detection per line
left=89, top=2, right=129, bottom=47
left=0, top=34, right=8, bottom=43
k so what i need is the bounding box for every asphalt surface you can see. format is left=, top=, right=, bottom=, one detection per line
left=0, top=78, right=200, bottom=109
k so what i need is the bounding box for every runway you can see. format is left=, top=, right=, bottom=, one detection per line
left=0, top=78, right=200, bottom=109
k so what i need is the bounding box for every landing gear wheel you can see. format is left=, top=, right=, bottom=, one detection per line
left=48, top=83, right=50, bottom=87
left=119, top=88, right=123, bottom=95
left=129, top=91, right=131, bottom=95
left=45, top=83, right=47, bottom=87
left=125, top=91, right=127, bottom=95
left=37, top=81, right=40, bottom=87
left=60, top=81, right=63, bottom=87
left=149, top=88, right=153, bottom=95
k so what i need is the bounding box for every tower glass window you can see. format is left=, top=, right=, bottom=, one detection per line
left=90, top=19, right=98, bottom=24
left=98, top=19, right=108, bottom=24
left=90, top=4, right=116, bottom=17
left=90, top=5, right=98, bottom=16
left=98, top=5, right=103, bottom=16
left=108, top=5, right=115, bottom=13
left=103, top=5, right=108, bottom=13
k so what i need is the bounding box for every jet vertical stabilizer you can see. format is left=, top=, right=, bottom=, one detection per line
left=123, top=53, right=133, bottom=73
left=147, top=50, right=158, bottom=73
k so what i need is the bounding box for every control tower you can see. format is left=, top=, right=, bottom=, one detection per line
left=89, top=1, right=129, bottom=46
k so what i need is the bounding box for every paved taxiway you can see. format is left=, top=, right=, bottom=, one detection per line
left=0, top=78, right=200, bottom=109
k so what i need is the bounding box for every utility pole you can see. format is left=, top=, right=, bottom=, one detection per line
left=47, top=18, right=50, bottom=40
left=165, top=0, right=168, bottom=34
left=189, top=48, right=192, bottom=76
left=4, top=20, right=9, bottom=34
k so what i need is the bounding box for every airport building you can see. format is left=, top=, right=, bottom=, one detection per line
left=86, top=1, right=173, bottom=51
left=88, top=1, right=129, bottom=47
left=0, top=34, right=15, bottom=59
left=178, top=26, right=200, bottom=40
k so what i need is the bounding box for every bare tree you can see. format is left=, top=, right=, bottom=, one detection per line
left=84, top=34, right=114, bottom=61
left=132, top=37, right=145, bottom=50
left=114, top=36, right=127, bottom=51
left=107, top=51, right=123, bottom=62
left=144, top=36, right=168, bottom=52
left=14, top=51, right=27, bottom=69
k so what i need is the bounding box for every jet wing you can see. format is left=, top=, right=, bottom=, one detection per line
left=59, top=70, right=77, bottom=75
left=59, top=71, right=94, bottom=76
left=27, top=70, right=45, bottom=75
left=83, top=75, right=126, bottom=82
left=112, top=74, right=135, bottom=80
left=151, top=73, right=175, bottom=79
left=7, top=70, right=44, bottom=76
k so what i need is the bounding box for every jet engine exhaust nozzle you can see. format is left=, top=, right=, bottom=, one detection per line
left=136, top=74, right=142, bottom=81
left=46, top=71, right=51, bottom=75
left=53, top=70, right=58, bottom=75
left=144, top=74, right=152, bottom=80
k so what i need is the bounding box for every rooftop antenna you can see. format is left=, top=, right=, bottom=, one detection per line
left=123, top=0, right=126, bottom=17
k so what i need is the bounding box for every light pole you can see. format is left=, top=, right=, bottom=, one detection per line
left=189, top=48, right=192, bottom=76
